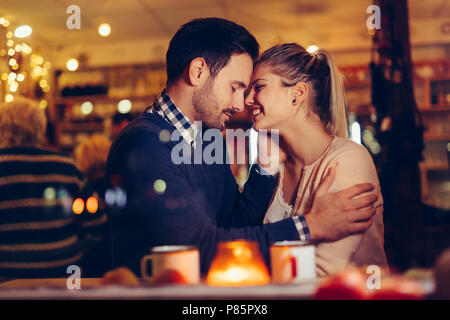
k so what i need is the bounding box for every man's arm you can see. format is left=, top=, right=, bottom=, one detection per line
left=106, top=127, right=378, bottom=274
left=217, top=163, right=277, bottom=228
left=216, top=130, right=282, bottom=228
left=218, top=132, right=379, bottom=241
left=105, top=129, right=300, bottom=274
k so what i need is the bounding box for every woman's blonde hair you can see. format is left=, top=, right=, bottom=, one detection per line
left=256, top=43, right=348, bottom=138
left=75, top=134, right=111, bottom=181
left=0, top=96, right=47, bottom=147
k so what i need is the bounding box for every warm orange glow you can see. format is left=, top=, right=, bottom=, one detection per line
left=86, top=197, right=98, bottom=213
left=72, top=198, right=84, bottom=214
left=206, top=240, right=270, bottom=286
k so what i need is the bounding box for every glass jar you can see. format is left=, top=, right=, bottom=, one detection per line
left=206, top=240, right=270, bottom=286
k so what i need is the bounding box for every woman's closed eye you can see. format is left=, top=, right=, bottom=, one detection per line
left=255, top=84, right=265, bottom=92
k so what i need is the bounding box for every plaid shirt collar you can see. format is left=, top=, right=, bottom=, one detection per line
left=147, top=89, right=199, bottom=147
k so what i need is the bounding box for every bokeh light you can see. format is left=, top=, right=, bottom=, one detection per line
left=14, top=25, right=32, bottom=38
left=98, top=23, right=111, bottom=37
left=86, top=197, right=98, bottom=213
left=159, top=129, right=171, bottom=143
left=117, top=99, right=132, bottom=114
left=81, top=101, right=93, bottom=115
left=72, top=198, right=84, bottom=215
left=43, top=187, right=56, bottom=200
left=153, top=179, right=167, bottom=195
left=66, top=58, right=79, bottom=71
left=307, top=45, right=319, bottom=54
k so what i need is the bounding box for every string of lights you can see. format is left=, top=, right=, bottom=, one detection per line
left=0, top=16, right=51, bottom=107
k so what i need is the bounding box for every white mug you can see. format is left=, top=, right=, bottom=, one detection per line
left=140, top=245, right=200, bottom=284
left=270, top=240, right=316, bottom=283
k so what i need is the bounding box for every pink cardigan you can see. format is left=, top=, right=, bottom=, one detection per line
left=264, top=136, right=389, bottom=276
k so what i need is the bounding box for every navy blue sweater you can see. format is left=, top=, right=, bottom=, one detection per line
left=105, top=111, right=300, bottom=275
left=0, top=147, right=108, bottom=278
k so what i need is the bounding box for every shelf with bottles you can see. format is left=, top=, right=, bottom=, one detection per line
left=340, top=59, right=450, bottom=211
left=54, top=62, right=166, bottom=98
left=419, top=104, right=450, bottom=143
left=419, top=136, right=450, bottom=207
left=340, top=65, right=371, bottom=89
left=57, top=119, right=105, bottom=154
left=52, top=62, right=166, bottom=121
left=430, top=76, right=450, bottom=106
left=420, top=168, right=450, bottom=211
left=50, top=63, right=166, bottom=151
left=413, top=58, right=450, bottom=109
left=339, top=58, right=450, bottom=115
left=418, top=105, right=450, bottom=113
left=423, top=133, right=450, bottom=142
left=58, top=121, right=105, bottom=133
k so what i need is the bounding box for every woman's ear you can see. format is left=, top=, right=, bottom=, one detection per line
left=291, top=81, right=308, bottom=106
left=188, top=57, right=210, bottom=86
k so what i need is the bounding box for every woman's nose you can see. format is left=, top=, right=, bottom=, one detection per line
left=244, top=90, right=254, bottom=108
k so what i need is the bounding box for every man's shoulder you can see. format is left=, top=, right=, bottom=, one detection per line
left=122, top=111, right=172, bottom=137
left=107, top=112, right=177, bottom=169
left=111, top=112, right=176, bottom=149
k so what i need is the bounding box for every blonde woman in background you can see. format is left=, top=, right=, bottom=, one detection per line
left=75, top=134, right=111, bottom=199
left=74, top=134, right=112, bottom=276
left=245, top=43, right=388, bottom=276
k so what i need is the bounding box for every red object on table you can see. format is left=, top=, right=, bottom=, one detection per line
left=314, top=269, right=370, bottom=300
left=371, top=277, right=424, bottom=300
left=314, top=269, right=425, bottom=300
left=154, top=269, right=188, bottom=285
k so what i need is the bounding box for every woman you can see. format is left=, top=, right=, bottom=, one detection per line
left=245, top=43, right=388, bottom=276
left=75, top=134, right=111, bottom=200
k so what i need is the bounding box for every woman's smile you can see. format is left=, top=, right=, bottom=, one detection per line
left=252, top=106, right=264, bottom=121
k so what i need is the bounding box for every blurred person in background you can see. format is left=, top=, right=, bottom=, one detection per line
left=41, top=120, right=59, bottom=152
left=74, top=134, right=112, bottom=276
left=75, top=134, right=111, bottom=200
left=111, top=112, right=134, bottom=141
left=0, top=97, right=108, bottom=278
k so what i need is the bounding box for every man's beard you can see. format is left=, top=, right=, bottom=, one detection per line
left=192, top=77, right=228, bottom=131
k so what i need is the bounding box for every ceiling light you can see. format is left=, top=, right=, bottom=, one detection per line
left=14, top=25, right=32, bottom=38
left=307, top=45, right=319, bottom=54
left=66, top=58, right=79, bottom=71
left=98, top=23, right=111, bottom=37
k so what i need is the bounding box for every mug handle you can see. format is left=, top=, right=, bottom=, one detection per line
left=140, top=254, right=154, bottom=280
left=290, top=256, right=298, bottom=279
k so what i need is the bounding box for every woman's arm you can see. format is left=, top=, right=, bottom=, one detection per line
left=314, top=142, right=383, bottom=276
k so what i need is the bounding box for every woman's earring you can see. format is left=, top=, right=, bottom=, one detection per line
left=292, top=98, right=297, bottom=103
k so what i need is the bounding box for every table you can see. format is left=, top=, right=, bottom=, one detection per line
left=0, top=278, right=319, bottom=299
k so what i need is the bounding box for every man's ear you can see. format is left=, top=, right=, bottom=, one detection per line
left=291, top=81, right=308, bottom=106
left=188, top=57, right=209, bottom=86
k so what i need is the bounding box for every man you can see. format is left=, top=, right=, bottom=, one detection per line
left=105, top=18, right=378, bottom=275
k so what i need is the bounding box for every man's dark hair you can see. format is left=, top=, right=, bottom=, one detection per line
left=166, top=17, right=259, bottom=86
